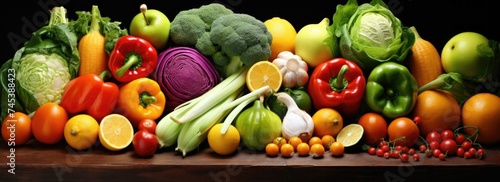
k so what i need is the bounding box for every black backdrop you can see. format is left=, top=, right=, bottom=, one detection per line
left=2, top=0, right=499, bottom=64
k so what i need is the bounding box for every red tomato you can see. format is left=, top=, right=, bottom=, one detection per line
left=133, top=130, right=159, bottom=157
left=138, top=119, right=157, bottom=134
left=2, top=112, right=32, bottom=146
left=357, top=112, right=387, bottom=146
left=440, top=139, right=458, bottom=156
left=440, top=129, right=454, bottom=141
left=387, top=117, right=420, bottom=147
left=31, top=103, right=68, bottom=144
left=426, top=131, right=442, bottom=143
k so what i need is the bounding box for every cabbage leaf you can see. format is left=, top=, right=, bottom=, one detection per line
left=326, top=0, right=415, bottom=73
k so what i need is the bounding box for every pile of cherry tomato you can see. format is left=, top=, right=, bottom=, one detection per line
left=366, top=128, right=486, bottom=162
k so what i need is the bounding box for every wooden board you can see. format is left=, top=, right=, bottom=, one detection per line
left=1, top=139, right=499, bottom=181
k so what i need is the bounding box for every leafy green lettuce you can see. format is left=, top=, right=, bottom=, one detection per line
left=0, top=7, right=79, bottom=119
left=326, top=0, right=415, bottom=73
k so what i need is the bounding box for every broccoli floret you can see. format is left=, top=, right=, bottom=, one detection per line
left=198, top=13, right=273, bottom=77
left=169, top=3, right=233, bottom=46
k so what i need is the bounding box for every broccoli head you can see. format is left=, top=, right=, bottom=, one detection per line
left=197, top=13, right=273, bottom=76
left=169, top=3, right=233, bottom=46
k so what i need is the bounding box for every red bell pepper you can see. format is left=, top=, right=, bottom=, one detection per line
left=308, top=58, right=366, bottom=118
left=108, top=35, right=158, bottom=83
left=59, top=72, right=119, bottom=121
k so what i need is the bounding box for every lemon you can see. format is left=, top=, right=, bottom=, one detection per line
left=246, top=60, right=283, bottom=92
left=336, top=124, right=364, bottom=148
left=64, top=114, right=99, bottom=150
left=264, top=17, right=297, bottom=61
left=207, top=123, right=240, bottom=156
left=99, top=114, right=134, bottom=151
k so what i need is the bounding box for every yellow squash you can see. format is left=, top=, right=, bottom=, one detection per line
left=407, top=26, right=443, bottom=88
left=78, top=5, right=108, bottom=76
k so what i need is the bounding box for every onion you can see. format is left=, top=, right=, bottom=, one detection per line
left=153, top=46, right=221, bottom=112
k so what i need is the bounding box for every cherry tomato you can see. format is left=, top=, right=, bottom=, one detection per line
left=456, top=147, right=465, bottom=157
left=400, top=153, right=409, bottom=162
left=138, top=119, right=157, bottom=134
left=383, top=152, right=390, bottom=159
left=429, top=141, right=440, bottom=150
left=367, top=147, right=377, bottom=155
left=388, top=117, right=420, bottom=147
left=380, top=145, right=390, bottom=152
left=426, top=131, right=442, bottom=143
left=2, top=112, right=32, bottom=146
left=376, top=148, right=385, bottom=157
left=419, top=144, right=427, bottom=153
left=439, top=153, right=446, bottom=161
left=464, top=151, right=472, bottom=159
left=461, top=141, right=472, bottom=151
left=440, top=129, right=454, bottom=141
left=468, top=147, right=477, bottom=156
left=440, top=139, right=458, bottom=156
left=432, top=149, right=442, bottom=158
left=357, top=112, right=387, bottom=146
left=31, top=103, right=68, bottom=144
left=476, top=148, right=485, bottom=159
left=455, top=133, right=466, bottom=145
left=425, top=149, right=433, bottom=158
left=132, top=130, right=159, bottom=157
left=412, top=153, right=420, bottom=161
left=391, top=150, right=400, bottom=159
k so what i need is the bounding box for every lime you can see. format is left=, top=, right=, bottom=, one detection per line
left=336, top=124, right=364, bottom=148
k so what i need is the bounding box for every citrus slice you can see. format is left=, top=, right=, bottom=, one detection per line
left=246, top=60, right=283, bottom=92
left=99, top=114, right=134, bottom=151
left=336, top=124, right=364, bottom=148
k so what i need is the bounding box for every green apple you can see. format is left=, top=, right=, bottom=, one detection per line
left=130, top=4, right=171, bottom=51
left=441, top=32, right=490, bottom=81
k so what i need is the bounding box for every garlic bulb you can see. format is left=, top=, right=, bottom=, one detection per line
left=272, top=51, right=309, bottom=88
left=275, top=92, right=314, bottom=142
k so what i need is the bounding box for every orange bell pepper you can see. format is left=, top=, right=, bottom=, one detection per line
left=115, top=77, right=166, bottom=128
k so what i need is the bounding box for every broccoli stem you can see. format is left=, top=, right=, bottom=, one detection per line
left=418, top=72, right=475, bottom=105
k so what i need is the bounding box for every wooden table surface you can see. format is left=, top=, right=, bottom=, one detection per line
left=1, top=138, right=499, bottom=182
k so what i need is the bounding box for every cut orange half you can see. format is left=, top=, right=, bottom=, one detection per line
left=99, top=114, right=134, bottom=151
left=246, top=61, right=283, bottom=92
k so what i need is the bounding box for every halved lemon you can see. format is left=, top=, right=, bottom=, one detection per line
left=99, top=114, right=134, bottom=151
left=246, top=60, right=283, bottom=92
left=336, top=123, right=364, bottom=148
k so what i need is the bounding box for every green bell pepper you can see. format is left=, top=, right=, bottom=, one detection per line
left=364, top=62, right=418, bottom=119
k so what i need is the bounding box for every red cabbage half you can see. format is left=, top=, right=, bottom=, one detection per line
left=153, top=46, right=221, bottom=112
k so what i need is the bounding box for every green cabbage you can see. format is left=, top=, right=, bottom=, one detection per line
left=326, top=0, right=415, bottom=73
left=16, top=53, right=71, bottom=106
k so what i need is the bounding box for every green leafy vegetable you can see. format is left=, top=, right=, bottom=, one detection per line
left=1, top=6, right=79, bottom=119
left=326, top=0, right=415, bottom=73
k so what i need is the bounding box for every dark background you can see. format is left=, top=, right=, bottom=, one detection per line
left=1, top=0, right=499, bottom=64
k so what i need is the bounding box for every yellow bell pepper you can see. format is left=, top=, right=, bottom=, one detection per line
left=115, top=78, right=166, bottom=128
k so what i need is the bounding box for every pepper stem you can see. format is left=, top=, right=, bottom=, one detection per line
left=330, top=64, right=349, bottom=92
left=140, top=91, right=157, bottom=108
left=116, top=52, right=142, bottom=77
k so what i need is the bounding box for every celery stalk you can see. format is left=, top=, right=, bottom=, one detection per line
left=170, top=67, right=248, bottom=124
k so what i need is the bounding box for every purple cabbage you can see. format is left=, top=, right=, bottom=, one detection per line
left=153, top=46, right=221, bottom=112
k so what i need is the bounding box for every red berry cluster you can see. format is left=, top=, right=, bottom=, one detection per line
left=367, top=140, right=420, bottom=163
left=420, top=128, right=485, bottom=160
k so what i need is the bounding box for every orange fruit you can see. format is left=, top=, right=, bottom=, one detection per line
left=310, top=143, right=325, bottom=158
left=265, top=143, right=280, bottom=157
left=412, top=90, right=461, bottom=137
left=288, top=136, right=303, bottom=151
left=296, top=142, right=310, bottom=157
left=329, top=142, right=345, bottom=157
left=264, top=17, right=297, bottom=61
left=462, top=93, right=500, bottom=145
left=311, top=108, right=343, bottom=138
left=246, top=60, right=283, bottom=92
left=98, top=114, right=134, bottom=151
left=280, top=143, right=295, bottom=158
left=64, top=114, right=99, bottom=150
left=308, top=136, right=323, bottom=147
